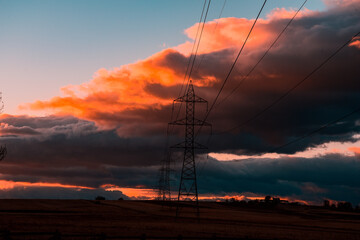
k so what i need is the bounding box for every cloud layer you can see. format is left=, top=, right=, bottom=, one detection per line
left=21, top=1, right=360, bottom=154
left=1, top=1, right=360, bottom=203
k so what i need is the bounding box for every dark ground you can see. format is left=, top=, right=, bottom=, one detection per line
left=0, top=199, right=359, bottom=240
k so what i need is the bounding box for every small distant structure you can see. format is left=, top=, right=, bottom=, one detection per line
left=337, top=201, right=353, bottom=211
left=95, top=196, right=106, bottom=201
left=226, top=196, right=295, bottom=206
left=355, top=205, right=360, bottom=212
left=323, top=199, right=330, bottom=208
left=0, top=92, right=7, bottom=161
left=323, top=200, right=354, bottom=211
left=272, top=197, right=281, bottom=205
left=263, top=196, right=282, bottom=205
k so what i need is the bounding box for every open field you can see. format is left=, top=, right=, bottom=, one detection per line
left=0, top=200, right=359, bottom=239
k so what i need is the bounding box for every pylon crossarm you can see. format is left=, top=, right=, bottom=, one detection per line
left=170, top=142, right=186, bottom=149
left=193, top=142, right=208, bottom=149
left=169, top=118, right=211, bottom=126
left=170, top=141, right=208, bottom=149
left=174, top=94, right=208, bottom=103
left=194, top=95, right=208, bottom=103
left=169, top=118, right=186, bottom=125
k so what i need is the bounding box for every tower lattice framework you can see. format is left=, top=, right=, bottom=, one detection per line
left=169, top=80, right=210, bottom=214
left=158, top=147, right=172, bottom=201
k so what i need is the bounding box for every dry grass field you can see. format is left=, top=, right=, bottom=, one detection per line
left=0, top=199, right=359, bottom=239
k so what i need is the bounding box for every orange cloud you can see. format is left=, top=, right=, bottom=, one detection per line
left=19, top=3, right=359, bottom=141
left=21, top=48, right=217, bottom=135
left=23, top=50, right=182, bottom=117
left=101, top=184, right=313, bottom=204
left=175, top=8, right=313, bottom=56
left=266, top=7, right=313, bottom=20
left=102, top=184, right=157, bottom=199
left=348, top=147, right=360, bottom=154
left=349, top=37, right=360, bottom=49
left=22, top=8, right=313, bottom=130
left=175, top=17, right=273, bottom=56
left=0, top=180, right=94, bottom=190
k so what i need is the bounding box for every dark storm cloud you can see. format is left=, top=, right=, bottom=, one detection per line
left=1, top=119, right=164, bottom=168
left=24, top=1, right=360, bottom=154
left=0, top=115, right=165, bottom=190
left=0, top=125, right=40, bottom=136
left=0, top=114, right=360, bottom=204
left=1, top=115, right=79, bottom=129
left=178, top=1, right=360, bottom=154
left=1, top=1, right=360, bottom=202
left=88, top=0, right=360, bottom=154
left=196, top=154, right=360, bottom=204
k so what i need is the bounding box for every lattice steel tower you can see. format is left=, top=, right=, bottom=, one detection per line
left=169, top=80, right=210, bottom=215
left=0, top=92, right=7, bottom=161
left=158, top=143, right=172, bottom=201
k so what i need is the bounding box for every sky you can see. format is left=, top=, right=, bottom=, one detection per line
left=0, top=0, right=360, bottom=205
left=0, top=0, right=326, bottom=115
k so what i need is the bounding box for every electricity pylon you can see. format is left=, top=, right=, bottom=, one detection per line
left=169, top=80, right=210, bottom=216
left=158, top=142, right=172, bottom=201
left=0, top=92, right=7, bottom=161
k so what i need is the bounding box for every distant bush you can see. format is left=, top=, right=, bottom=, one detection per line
left=95, top=196, right=106, bottom=201
left=230, top=197, right=237, bottom=203
left=272, top=197, right=280, bottom=205
left=265, top=196, right=271, bottom=203
left=355, top=205, right=360, bottom=212
left=337, top=201, right=353, bottom=211
left=118, top=197, right=124, bottom=201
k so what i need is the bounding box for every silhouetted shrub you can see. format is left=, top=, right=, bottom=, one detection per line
left=230, top=197, right=237, bottom=203
left=118, top=197, right=124, bottom=201
left=95, top=196, right=106, bottom=201
left=265, top=196, right=272, bottom=203
left=272, top=197, right=280, bottom=205
left=355, top=205, right=360, bottom=212
left=337, top=201, right=353, bottom=211
left=240, top=200, right=247, bottom=205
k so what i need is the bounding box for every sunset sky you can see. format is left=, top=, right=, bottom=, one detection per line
left=0, top=0, right=360, bottom=205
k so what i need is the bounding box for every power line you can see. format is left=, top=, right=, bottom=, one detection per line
left=158, top=0, right=209, bottom=201
left=271, top=106, right=360, bottom=153
left=201, top=0, right=308, bottom=154
left=196, top=0, right=268, bottom=177
left=185, top=0, right=212, bottom=87
left=195, top=0, right=267, bottom=138
left=217, top=30, right=360, bottom=135
left=194, top=0, right=227, bottom=74
left=198, top=8, right=358, bottom=176
left=171, top=0, right=212, bottom=126
left=215, top=0, right=308, bottom=108
left=198, top=106, right=360, bottom=176
left=175, top=0, right=208, bottom=106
